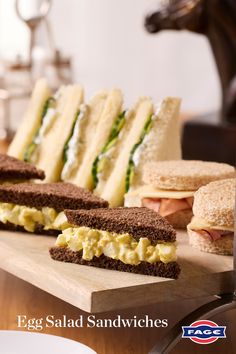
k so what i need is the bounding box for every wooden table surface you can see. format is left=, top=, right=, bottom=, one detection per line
left=0, top=142, right=235, bottom=354
left=0, top=269, right=235, bottom=354
left=0, top=230, right=233, bottom=314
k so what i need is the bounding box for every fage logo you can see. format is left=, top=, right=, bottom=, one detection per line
left=182, top=320, right=226, bottom=344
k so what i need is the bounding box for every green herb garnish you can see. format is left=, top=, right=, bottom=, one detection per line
left=23, top=97, right=56, bottom=162
left=62, top=110, right=80, bottom=163
left=92, top=111, right=126, bottom=188
left=23, top=141, right=37, bottom=163
left=125, top=114, right=153, bottom=192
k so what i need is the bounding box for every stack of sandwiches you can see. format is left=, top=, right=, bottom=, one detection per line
left=50, top=207, right=181, bottom=279
left=3, top=79, right=186, bottom=279
left=125, top=160, right=235, bottom=228
left=188, top=178, right=235, bottom=255
left=8, top=79, right=182, bottom=207
left=4, top=78, right=235, bottom=281
left=0, top=154, right=182, bottom=278
left=0, top=176, right=181, bottom=278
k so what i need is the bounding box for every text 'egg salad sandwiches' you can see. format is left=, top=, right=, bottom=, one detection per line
left=8, top=78, right=84, bottom=183
left=94, top=96, right=182, bottom=207
left=188, top=178, right=235, bottom=255
left=50, top=207, right=181, bottom=279
left=60, top=89, right=123, bottom=189
left=125, top=160, right=235, bottom=228
left=0, top=182, right=108, bottom=235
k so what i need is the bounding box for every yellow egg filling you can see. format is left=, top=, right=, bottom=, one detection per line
left=0, top=203, right=69, bottom=232
left=56, top=227, right=177, bottom=265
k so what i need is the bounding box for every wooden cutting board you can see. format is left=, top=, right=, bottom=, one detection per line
left=0, top=230, right=233, bottom=313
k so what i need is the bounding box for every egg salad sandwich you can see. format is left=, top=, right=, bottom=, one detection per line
left=0, top=153, right=45, bottom=182
left=0, top=182, right=108, bottom=235
left=64, top=89, right=123, bottom=190
left=125, top=160, right=235, bottom=228
left=50, top=207, right=181, bottom=278
left=8, top=78, right=84, bottom=182
left=188, top=178, right=235, bottom=255
left=98, top=97, right=181, bottom=207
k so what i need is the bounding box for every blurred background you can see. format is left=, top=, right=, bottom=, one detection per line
left=0, top=0, right=221, bottom=137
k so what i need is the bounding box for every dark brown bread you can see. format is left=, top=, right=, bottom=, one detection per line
left=0, top=153, right=45, bottom=180
left=0, top=221, right=59, bottom=236
left=49, top=246, right=180, bottom=279
left=66, top=207, right=176, bottom=243
left=0, top=182, right=108, bottom=211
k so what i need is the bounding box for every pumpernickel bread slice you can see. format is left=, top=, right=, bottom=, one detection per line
left=65, top=207, right=176, bottom=243
left=49, top=246, right=180, bottom=279
left=0, top=182, right=108, bottom=211
left=0, top=153, right=45, bottom=180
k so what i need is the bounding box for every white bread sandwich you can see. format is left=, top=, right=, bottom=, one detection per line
left=60, top=90, right=122, bottom=182
left=8, top=78, right=52, bottom=160
left=99, top=97, right=181, bottom=207
left=8, top=79, right=84, bottom=182
left=125, top=160, right=235, bottom=228
left=188, top=178, right=235, bottom=255
left=93, top=97, right=153, bottom=197
left=66, top=89, right=123, bottom=190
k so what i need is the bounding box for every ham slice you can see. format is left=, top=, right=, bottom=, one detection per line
left=142, top=197, right=193, bottom=217
left=193, top=229, right=233, bottom=242
left=141, top=198, right=161, bottom=213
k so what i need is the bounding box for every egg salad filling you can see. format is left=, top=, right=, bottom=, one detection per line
left=0, top=203, right=69, bottom=232
left=56, top=227, right=177, bottom=265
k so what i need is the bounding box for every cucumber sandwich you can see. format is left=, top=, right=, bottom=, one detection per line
left=8, top=79, right=84, bottom=182
left=92, top=108, right=137, bottom=195
left=8, top=78, right=51, bottom=160
left=100, top=97, right=182, bottom=207
left=63, top=89, right=123, bottom=190
left=60, top=91, right=114, bottom=182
